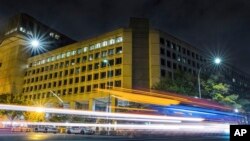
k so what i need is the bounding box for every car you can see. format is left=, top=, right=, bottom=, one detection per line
left=34, top=126, right=58, bottom=133
left=67, top=127, right=95, bottom=135
left=11, top=126, right=32, bottom=132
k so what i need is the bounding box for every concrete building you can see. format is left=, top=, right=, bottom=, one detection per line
left=0, top=13, right=74, bottom=96
left=0, top=13, right=249, bottom=111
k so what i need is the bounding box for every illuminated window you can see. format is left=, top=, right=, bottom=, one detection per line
left=41, top=59, right=45, bottom=64
left=102, top=41, right=108, bottom=47
left=56, top=55, right=61, bottom=60
left=88, top=54, right=93, bottom=61
left=116, top=37, right=123, bottom=43
left=83, top=47, right=88, bottom=52
left=108, top=49, right=114, bottom=55
left=116, top=47, right=122, bottom=54
left=101, top=51, right=107, bottom=57
left=61, top=53, right=66, bottom=58
left=95, top=43, right=101, bottom=49
left=47, top=57, right=52, bottom=62
left=77, top=48, right=82, bottom=54
left=52, top=56, right=56, bottom=61
left=55, top=34, right=60, bottom=40
left=109, top=38, right=115, bottom=45
left=19, top=27, right=26, bottom=32
left=177, top=55, right=181, bottom=62
left=66, top=51, right=71, bottom=57
left=71, top=50, right=76, bottom=56
left=49, top=32, right=54, bottom=37
left=232, top=78, right=236, bottom=83
left=90, top=45, right=95, bottom=50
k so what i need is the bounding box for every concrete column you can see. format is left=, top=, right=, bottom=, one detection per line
left=88, top=99, right=95, bottom=111
left=70, top=101, right=75, bottom=109
left=111, top=97, right=116, bottom=113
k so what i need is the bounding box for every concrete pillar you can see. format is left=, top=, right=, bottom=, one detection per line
left=70, top=101, right=75, bottom=109
left=111, top=97, right=116, bottom=113
left=88, top=99, right=95, bottom=111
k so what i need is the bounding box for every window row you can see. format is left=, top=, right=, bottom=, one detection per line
left=160, top=58, right=200, bottom=69
left=23, top=80, right=122, bottom=99
left=25, top=57, right=122, bottom=76
left=30, top=37, right=123, bottom=67
left=160, top=38, right=203, bottom=61
left=160, top=67, right=197, bottom=78
left=24, top=69, right=122, bottom=85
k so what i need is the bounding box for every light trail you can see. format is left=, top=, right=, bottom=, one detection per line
left=0, top=104, right=204, bottom=122
left=1, top=121, right=230, bottom=133
left=99, top=117, right=182, bottom=123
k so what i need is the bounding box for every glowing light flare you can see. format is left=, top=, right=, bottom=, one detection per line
left=214, top=57, right=221, bottom=64
left=36, top=107, right=45, bottom=113
left=31, top=39, right=39, bottom=48
left=0, top=104, right=204, bottom=122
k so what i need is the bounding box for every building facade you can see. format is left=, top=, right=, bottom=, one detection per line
left=0, top=14, right=249, bottom=111
left=0, top=13, right=74, bottom=95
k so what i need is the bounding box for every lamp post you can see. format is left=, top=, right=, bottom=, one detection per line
left=198, top=57, right=221, bottom=98
left=103, top=59, right=112, bottom=112
left=50, top=90, right=64, bottom=106
left=103, top=59, right=112, bottom=135
left=234, top=108, right=239, bottom=124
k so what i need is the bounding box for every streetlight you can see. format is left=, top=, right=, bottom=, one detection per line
left=103, top=59, right=112, bottom=112
left=50, top=90, right=65, bottom=107
left=234, top=108, right=239, bottom=113
left=30, top=39, right=40, bottom=48
left=103, top=59, right=112, bottom=135
left=234, top=108, right=240, bottom=124
left=198, top=57, right=221, bottom=98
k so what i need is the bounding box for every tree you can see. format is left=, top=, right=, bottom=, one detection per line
left=153, top=71, right=197, bottom=97
left=22, top=99, right=50, bottom=122
left=201, top=75, right=241, bottom=108
left=153, top=72, right=241, bottom=109
left=0, top=93, right=24, bottom=122
left=23, top=111, right=46, bottom=122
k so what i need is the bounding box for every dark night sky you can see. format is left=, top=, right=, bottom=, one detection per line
left=0, top=0, right=250, bottom=74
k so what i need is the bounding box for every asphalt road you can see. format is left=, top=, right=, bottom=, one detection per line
left=0, top=133, right=229, bottom=141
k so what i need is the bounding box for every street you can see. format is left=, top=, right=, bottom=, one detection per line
left=0, top=133, right=229, bottom=141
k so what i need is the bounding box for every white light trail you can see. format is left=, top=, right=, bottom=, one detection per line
left=0, top=104, right=204, bottom=122
left=1, top=121, right=230, bottom=134
left=105, top=117, right=182, bottom=123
